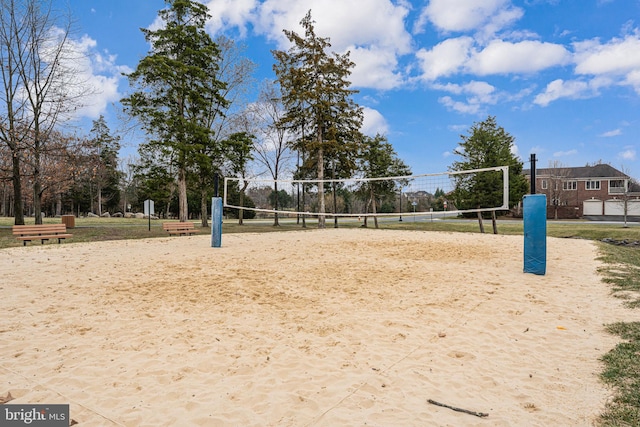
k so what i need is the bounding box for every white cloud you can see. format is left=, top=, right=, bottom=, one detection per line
left=416, top=37, right=568, bottom=82
left=572, top=33, right=640, bottom=93
left=204, top=0, right=258, bottom=38
left=511, top=143, right=520, bottom=157
left=534, top=75, right=614, bottom=106
left=625, top=69, right=640, bottom=93
left=619, top=149, right=636, bottom=161
left=447, top=124, right=468, bottom=133
left=362, top=107, right=389, bottom=136
left=433, top=80, right=496, bottom=98
left=439, top=96, right=482, bottom=114
left=468, top=40, right=570, bottom=75
left=529, top=145, right=545, bottom=155
left=416, top=37, right=474, bottom=81
left=574, top=34, right=640, bottom=76
left=248, top=0, right=413, bottom=53
left=54, top=32, right=128, bottom=121
left=478, top=7, right=525, bottom=41
left=600, top=129, right=622, bottom=137
left=419, top=0, right=522, bottom=35
left=553, top=149, right=578, bottom=157
left=534, top=79, right=594, bottom=106
left=348, top=46, right=404, bottom=90
left=205, top=0, right=412, bottom=89
left=433, top=81, right=498, bottom=114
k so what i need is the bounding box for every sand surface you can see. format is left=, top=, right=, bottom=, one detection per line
left=1, top=228, right=638, bottom=426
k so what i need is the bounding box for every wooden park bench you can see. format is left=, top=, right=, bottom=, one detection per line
left=162, top=222, right=199, bottom=236
left=13, top=224, right=73, bottom=246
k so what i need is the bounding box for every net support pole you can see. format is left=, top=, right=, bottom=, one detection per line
left=211, top=197, right=223, bottom=248
left=523, top=194, right=546, bottom=275
left=530, top=153, right=537, bottom=194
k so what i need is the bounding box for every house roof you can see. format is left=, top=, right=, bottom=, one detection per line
left=522, top=164, right=629, bottom=179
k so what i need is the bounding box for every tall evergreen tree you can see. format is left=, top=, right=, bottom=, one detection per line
left=121, top=0, right=226, bottom=222
left=272, top=10, right=363, bottom=228
left=449, top=116, right=528, bottom=232
left=89, top=116, right=121, bottom=215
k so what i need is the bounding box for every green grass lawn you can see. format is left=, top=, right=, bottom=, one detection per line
left=1, top=215, right=638, bottom=425
left=0, top=217, right=316, bottom=249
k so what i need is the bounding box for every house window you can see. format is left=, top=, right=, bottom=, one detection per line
left=541, top=179, right=548, bottom=190
left=585, top=180, right=601, bottom=190
left=609, top=179, right=626, bottom=194
left=563, top=181, right=577, bottom=190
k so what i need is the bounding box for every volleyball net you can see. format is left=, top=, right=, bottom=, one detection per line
left=223, top=166, right=509, bottom=218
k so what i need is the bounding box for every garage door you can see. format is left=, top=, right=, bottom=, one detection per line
left=605, top=199, right=625, bottom=215
left=583, top=199, right=603, bottom=215
left=628, top=199, right=640, bottom=216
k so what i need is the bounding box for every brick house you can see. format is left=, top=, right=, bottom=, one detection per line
left=522, top=164, right=640, bottom=219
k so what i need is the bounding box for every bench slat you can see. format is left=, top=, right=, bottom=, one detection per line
left=16, top=234, right=73, bottom=240
left=13, top=225, right=67, bottom=233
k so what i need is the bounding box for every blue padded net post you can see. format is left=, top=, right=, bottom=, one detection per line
left=211, top=197, right=223, bottom=248
left=523, top=194, right=546, bottom=275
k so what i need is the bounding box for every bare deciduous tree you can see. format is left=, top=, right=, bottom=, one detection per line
left=1, top=0, right=86, bottom=224
left=546, top=160, right=571, bottom=220
left=245, top=80, right=294, bottom=226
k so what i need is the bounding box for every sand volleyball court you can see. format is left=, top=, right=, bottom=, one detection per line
left=1, top=228, right=637, bottom=426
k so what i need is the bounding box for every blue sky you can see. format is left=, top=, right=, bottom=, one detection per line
left=65, top=0, right=640, bottom=180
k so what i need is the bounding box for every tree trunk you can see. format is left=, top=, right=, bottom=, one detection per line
left=296, top=181, right=301, bottom=225
left=33, top=181, right=42, bottom=224
left=31, top=132, right=43, bottom=224
left=200, top=188, right=208, bottom=228
left=97, top=183, right=102, bottom=216
left=301, top=184, right=306, bottom=228
left=178, top=167, right=188, bottom=222
left=333, top=182, right=338, bottom=228
left=316, top=134, right=325, bottom=229
left=122, top=189, right=127, bottom=216
left=12, top=155, right=24, bottom=225
left=362, top=195, right=371, bottom=228
left=55, top=193, right=62, bottom=216
left=239, top=180, right=248, bottom=226
left=89, top=182, right=95, bottom=214
left=476, top=210, right=485, bottom=233
left=332, top=165, right=338, bottom=228
left=273, top=181, right=280, bottom=226
left=491, top=211, right=498, bottom=234
left=371, top=188, right=379, bottom=229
